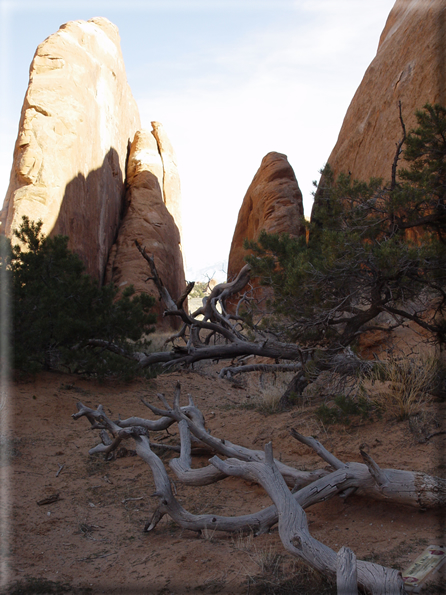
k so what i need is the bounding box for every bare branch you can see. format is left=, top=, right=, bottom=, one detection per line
left=211, top=442, right=405, bottom=594
left=219, top=363, right=302, bottom=379
left=176, top=281, right=195, bottom=310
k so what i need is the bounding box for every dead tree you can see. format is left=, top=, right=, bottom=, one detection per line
left=89, top=242, right=360, bottom=387
left=73, top=383, right=446, bottom=594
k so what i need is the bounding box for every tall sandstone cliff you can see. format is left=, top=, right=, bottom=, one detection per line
left=311, top=0, right=446, bottom=356
left=314, top=0, right=445, bottom=195
left=0, top=17, right=185, bottom=330
left=105, top=128, right=186, bottom=330
left=0, top=17, right=141, bottom=281
left=227, top=152, right=305, bottom=281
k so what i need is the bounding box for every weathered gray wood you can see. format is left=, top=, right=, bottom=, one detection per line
left=73, top=399, right=440, bottom=547
left=72, top=388, right=445, bottom=595
left=337, top=546, right=358, bottom=595
left=169, top=420, right=228, bottom=486
left=115, top=406, right=197, bottom=431
left=293, top=428, right=446, bottom=509
left=133, top=434, right=274, bottom=535
left=143, top=385, right=328, bottom=489
left=219, top=363, right=303, bottom=379
left=74, top=389, right=446, bottom=511
left=74, top=393, right=446, bottom=511
left=290, top=428, right=345, bottom=469
left=360, top=449, right=446, bottom=509
left=192, top=264, right=252, bottom=323
left=211, top=443, right=405, bottom=595
left=137, top=338, right=305, bottom=369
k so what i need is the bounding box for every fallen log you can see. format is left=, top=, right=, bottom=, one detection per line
left=72, top=383, right=446, bottom=593
left=337, top=547, right=358, bottom=595
left=291, top=429, right=446, bottom=509
left=211, top=443, right=405, bottom=595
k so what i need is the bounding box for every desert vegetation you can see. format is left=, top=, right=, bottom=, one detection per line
left=0, top=217, right=157, bottom=379
left=2, top=104, right=446, bottom=594
left=41, top=104, right=442, bottom=408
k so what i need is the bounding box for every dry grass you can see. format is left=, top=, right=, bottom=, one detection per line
left=242, top=372, right=295, bottom=414
left=231, top=531, right=254, bottom=553
left=146, top=330, right=179, bottom=352
left=369, top=355, right=438, bottom=420
left=250, top=545, right=285, bottom=576
left=245, top=546, right=336, bottom=595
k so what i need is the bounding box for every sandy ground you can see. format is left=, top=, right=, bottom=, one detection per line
left=1, top=364, right=445, bottom=594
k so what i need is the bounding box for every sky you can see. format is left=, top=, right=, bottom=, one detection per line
left=0, top=0, right=397, bottom=281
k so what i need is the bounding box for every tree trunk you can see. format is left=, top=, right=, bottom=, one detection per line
left=279, top=370, right=310, bottom=409
left=72, top=383, right=446, bottom=593
left=211, top=443, right=405, bottom=595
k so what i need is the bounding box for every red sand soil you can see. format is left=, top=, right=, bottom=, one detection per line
left=1, top=365, right=445, bottom=594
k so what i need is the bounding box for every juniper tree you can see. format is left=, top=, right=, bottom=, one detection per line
left=5, top=217, right=157, bottom=376
left=244, top=104, right=446, bottom=403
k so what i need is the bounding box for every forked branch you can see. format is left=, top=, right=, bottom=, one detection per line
left=73, top=383, right=446, bottom=593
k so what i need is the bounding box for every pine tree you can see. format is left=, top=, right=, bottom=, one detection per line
left=245, top=104, right=446, bottom=355
left=6, top=217, right=157, bottom=376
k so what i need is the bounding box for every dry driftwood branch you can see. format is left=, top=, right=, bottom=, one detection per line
left=290, top=429, right=345, bottom=469
left=133, top=434, right=274, bottom=535
left=116, top=401, right=203, bottom=432
left=192, top=264, right=252, bottom=322
left=72, top=396, right=356, bottom=537
left=143, top=440, right=358, bottom=536
left=136, top=337, right=305, bottom=369
left=130, top=248, right=310, bottom=371
left=211, top=442, right=405, bottom=595
left=176, top=281, right=195, bottom=310
left=292, top=428, right=446, bottom=509
left=73, top=402, right=152, bottom=457
left=72, top=398, right=446, bottom=549
left=219, top=363, right=303, bottom=379
left=135, top=240, right=178, bottom=312
left=72, top=383, right=444, bottom=593
left=337, top=546, right=358, bottom=595
left=136, top=239, right=244, bottom=335
left=73, top=387, right=446, bottom=512
left=133, top=433, right=343, bottom=536
left=169, top=420, right=228, bottom=486
left=142, top=383, right=327, bottom=489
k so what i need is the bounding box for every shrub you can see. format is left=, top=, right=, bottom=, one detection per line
left=315, top=394, right=375, bottom=426
left=245, top=104, right=446, bottom=356
left=4, top=217, right=157, bottom=377
left=369, top=355, right=437, bottom=420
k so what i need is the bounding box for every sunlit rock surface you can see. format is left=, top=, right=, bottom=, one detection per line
left=105, top=129, right=186, bottom=330
left=151, top=121, right=183, bottom=239
left=314, top=0, right=445, bottom=196
left=0, top=17, right=140, bottom=281
left=227, top=152, right=305, bottom=281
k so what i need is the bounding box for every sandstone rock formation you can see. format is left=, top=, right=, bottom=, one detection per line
left=310, top=0, right=446, bottom=356
left=105, top=129, right=185, bottom=330
left=227, top=152, right=305, bottom=281
left=0, top=17, right=141, bottom=281
left=316, top=0, right=445, bottom=191
left=151, top=121, right=183, bottom=238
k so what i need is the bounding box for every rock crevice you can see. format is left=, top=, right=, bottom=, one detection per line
left=313, top=0, right=446, bottom=205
